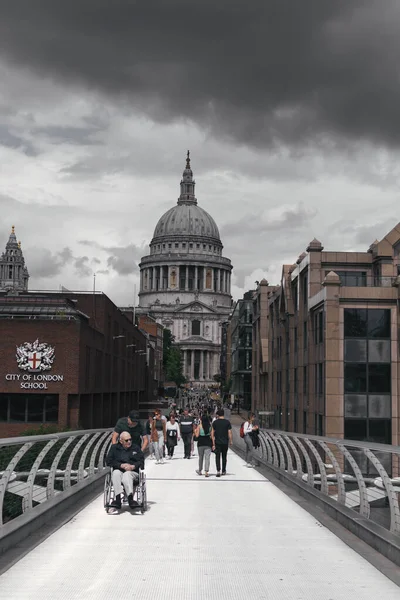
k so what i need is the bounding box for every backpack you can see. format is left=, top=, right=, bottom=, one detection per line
left=239, top=423, right=245, bottom=438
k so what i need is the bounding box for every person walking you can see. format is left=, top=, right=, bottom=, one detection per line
left=151, top=409, right=167, bottom=464
left=179, top=407, right=195, bottom=459
left=211, top=408, right=232, bottom=477
left=195, top=414, right=212, bottom=477
left=243, top=413, right=259, bottom=467
left=166, top=413, right=181, bottom=459
left=146, top=413, right=155, bottom=460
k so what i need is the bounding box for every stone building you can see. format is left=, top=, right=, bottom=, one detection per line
left=138, top=153, right=233, bottom=386
left=252, top=223, right=400, bottom=445
left=0, top=226, right=29, bottom=292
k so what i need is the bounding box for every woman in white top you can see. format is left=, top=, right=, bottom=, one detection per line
left=166, top=414, right=181, bottom=459
left=243, top=413, right=259, bottom=467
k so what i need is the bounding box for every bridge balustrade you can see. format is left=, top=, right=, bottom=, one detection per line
left=233, top=426, right=400, bottom=537
left=0, top=429, right=112, bottom=548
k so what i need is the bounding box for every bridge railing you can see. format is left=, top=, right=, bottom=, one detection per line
left=233, top=427, right=400, bottom=537
left=0, top=429, right=112, bottom=545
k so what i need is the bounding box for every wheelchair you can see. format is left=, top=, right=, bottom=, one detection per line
left=104, top=468, right=147, bottom=514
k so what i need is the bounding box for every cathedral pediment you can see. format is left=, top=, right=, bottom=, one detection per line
left=174, top=300, right=217, bottom=314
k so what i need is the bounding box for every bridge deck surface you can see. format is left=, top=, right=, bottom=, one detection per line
left=0, top=442, right=399, bottom=599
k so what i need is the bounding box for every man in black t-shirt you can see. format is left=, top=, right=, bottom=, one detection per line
left=179, top=407, right=195, bottom=459
left=112, top=410, right=149, bottom=452
left=211, top=408, right=232, bottom=477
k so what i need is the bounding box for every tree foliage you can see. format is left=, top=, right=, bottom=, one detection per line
left=163, top=328, right=185, bottom=387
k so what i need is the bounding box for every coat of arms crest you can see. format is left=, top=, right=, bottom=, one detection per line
left=16, top=339, right=55, bottom=372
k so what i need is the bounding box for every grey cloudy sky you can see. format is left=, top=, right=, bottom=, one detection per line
left=1, top=0, right=400, bottom=303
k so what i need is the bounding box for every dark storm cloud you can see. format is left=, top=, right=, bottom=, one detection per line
left=0, top=1, right=399, bottom=149
left=79, top=240, right=145, bottom=275
left=0, top=125, right=38, bottom=156
left=27, top=247, right=73, bottom=278
left=34, top=125, right=104, bottom=146
left=221, top=203, right=316, bottom=237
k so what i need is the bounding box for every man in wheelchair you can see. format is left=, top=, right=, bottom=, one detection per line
left=106, top=431, right=145, bottom=509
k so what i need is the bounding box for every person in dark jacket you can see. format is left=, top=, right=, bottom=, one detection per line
left=106, top=431, right=145, bottom=509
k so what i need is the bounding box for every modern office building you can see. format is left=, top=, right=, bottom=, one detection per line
left=229, top=291, right=254, bottom=411
left=252, top=223, right=400, bottom=445
left=137, top=152, right=233, bottom=385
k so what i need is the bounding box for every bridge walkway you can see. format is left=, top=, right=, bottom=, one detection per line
left=0, top=441, right=399, bottom=599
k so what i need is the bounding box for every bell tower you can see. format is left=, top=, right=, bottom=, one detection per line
left=0, top=226, right=29, bottom=292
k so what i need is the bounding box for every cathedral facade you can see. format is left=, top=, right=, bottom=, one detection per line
left=0, top=226, right=29, bottom=293
left=138, top=153, right=233, bottom=386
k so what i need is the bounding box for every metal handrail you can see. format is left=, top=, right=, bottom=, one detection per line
left=0, top=428, right=112, bottom=533
left=233, top=427, right=400, bottom=536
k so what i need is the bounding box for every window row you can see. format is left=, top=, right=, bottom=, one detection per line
left=151, top=242, right=222, bottom=254
left=345, top=339, right=390, bottom=363
left=0, top=394, right=59, bottom=423
left=344, top=308, right=391, bottom=339
left=344, top=363, right=391, bottom=393
left=345, top=394, right=391, bottom=419
left=344, top=418, right=391, bottom=444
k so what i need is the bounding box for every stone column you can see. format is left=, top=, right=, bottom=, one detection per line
left=200, top=350, right=204, bottom=380
left=191, top=350, right=195, bottom=380
left=195, top=266, right=198, bottom=291
left=186, top=266, right=189, bottom=291
left=183, top=350, right=187, bottom=379
left=140, top=269, right=143, bottom=292
left=223, top=270, right=226, bottom=293
left=203, top=267, right=207, bottom=290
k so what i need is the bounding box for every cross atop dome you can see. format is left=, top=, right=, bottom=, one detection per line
left=178, top=150, right=197, bottom=205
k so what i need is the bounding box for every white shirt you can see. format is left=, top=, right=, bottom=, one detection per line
left=243, top=422, right=254, bottom=435
left=166, top=421, right=180, bottom=436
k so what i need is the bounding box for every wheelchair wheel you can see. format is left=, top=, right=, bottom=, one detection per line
left=103, top=472, right=112, bottom=511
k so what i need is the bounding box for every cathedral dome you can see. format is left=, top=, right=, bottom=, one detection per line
left=152, top=203, right=220, bottom=243
left=150, top=151, right=221, bottom=246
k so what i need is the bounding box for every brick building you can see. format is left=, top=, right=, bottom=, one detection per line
left=252, top=223, right=400, bottom=445
left=0, top=291, right=155, bottom=437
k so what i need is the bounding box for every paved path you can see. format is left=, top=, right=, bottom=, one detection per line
left=0, top=442, right=399, bottom=599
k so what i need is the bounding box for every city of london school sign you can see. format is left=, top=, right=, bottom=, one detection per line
left=5, top=340, right=64, bottom=389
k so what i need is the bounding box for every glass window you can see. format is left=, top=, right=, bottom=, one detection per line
left=368, top=364, right=391, bottom=393
left=344, top=394, right=367, bottom=418
left=27, top=396, right=44, bottom=422
left=344, top=419, right=367, bottom=441
left=368, top=309, right=390, bottom=338
left=368, top=420, right=391, bottom=444
left=344, top=308, right=367, bottom=338
left=45, top=395, right=59, bottom=422
left=368, top=395, right=391, bottom=419
left=344, top=364, right=367, bottom=393
left=9, top=395, right=27, bottom=422
left=368, top=339, right=390, bottom=363
left=336, top=271, right=367, bottom=287
left=0, top=395, right=8, bottom=421
left=192, top=320, right=201, bottom=336
left=345, top=339, right=367, bottom=362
